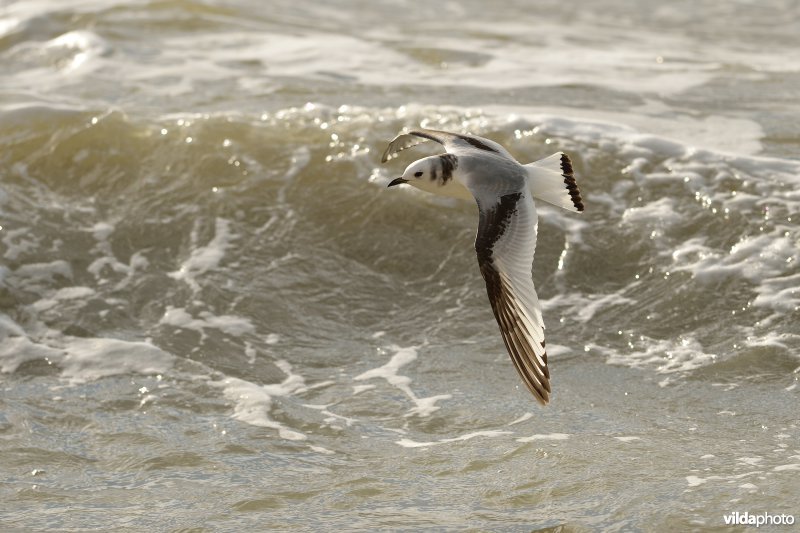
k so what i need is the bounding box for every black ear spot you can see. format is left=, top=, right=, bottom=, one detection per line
left=414, top=171, right=423, bottom=177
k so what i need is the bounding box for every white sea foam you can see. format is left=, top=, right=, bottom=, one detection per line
left=1, top=25, right=111, bottom=95
left=169, top=218, right=236, bottom=291
left=615, top=436, right=642, bottom=442
left=355, top=345, right=451, bottom=417
left=621, top=197, right=683, bottom=227
left=31, top=286, right=96, bottom=312
left=159, top=306, right=256, bottom=340
left=516, top=433, right=570, bottom=443
left=0, top=311, right=174, bottom=382
left=2, top=227, right=39, bottom=261
left=6, top=260, right=72, bottom=293
left=218, top=377, right=304, bottom=440
left=85, top=220, right=150, bottom=290
left=0, top=16, right=20, bottom=38
left=507, top=413, right=533, bottom=426
left=686, top=476, right=707, bottom=487
left=216, top=360, right=307, bottom=440
left=684, top=471, right=763, bottom=490
left=568, top=292, right=637, bottom=324
left=669, top=231, right=800, bottom=323
left=303, top=403, right=358, bottom=431
left=752, top=274, right=800, bottom=315
left=737, top=457, right=763, bottom=467
left=91, top=221, right=114, bottom=241
left=396, top=430, right=512, bottom=449
left=43, top=30, right=110, bottom=72
left=352, top=384, right=376, bottom=395
left=0, top=315, right=63, bottom=373
left=309, top=445, right=335, bottom=455
left=745, top=331, right=800, bottom=351
left=605, top=335, right=717, bottom=374
left=58, top=337, right=173, bottom=384
left=673, top=234, right=799, bottom=285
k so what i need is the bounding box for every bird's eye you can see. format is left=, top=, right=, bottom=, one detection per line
left=414, top=171, right=423, bottom=177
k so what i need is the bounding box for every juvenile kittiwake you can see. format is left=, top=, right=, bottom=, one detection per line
left=383, top=128, right=584, bottom=405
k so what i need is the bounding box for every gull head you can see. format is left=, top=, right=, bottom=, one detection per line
left=387, top=158, right=432, bottom=188
left=389, top=154, right=460, bottom=190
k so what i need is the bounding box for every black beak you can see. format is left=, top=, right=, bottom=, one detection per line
left=387, top=177, right=408, bottom=188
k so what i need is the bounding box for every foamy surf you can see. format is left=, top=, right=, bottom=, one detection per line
left=396, top=430, right=513, bottom=449
left=0, top=312, right=173, bottom=382
left=216, top=361, right=308, bottom=442
left=169, top=218, right=237, bottom=292
left=354, top=345, right=452, bottom=418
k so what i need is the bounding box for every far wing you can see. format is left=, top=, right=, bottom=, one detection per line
left=381, top=128, right=516, bottom=162
left=380, top=133, right=433, bottom=163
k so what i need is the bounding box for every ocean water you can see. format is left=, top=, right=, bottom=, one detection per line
left=1, top=0, right=799, bottom=531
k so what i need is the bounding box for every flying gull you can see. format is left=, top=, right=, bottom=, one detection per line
left=383, top=128, right=584, bottom=404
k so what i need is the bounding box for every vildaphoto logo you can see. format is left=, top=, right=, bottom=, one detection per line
left=723, top=511, right=795, bottom=527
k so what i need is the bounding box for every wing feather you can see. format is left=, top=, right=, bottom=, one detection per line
left=482, top=261, right=550, bottom=403
left=473, top=189, right=550, bottom=404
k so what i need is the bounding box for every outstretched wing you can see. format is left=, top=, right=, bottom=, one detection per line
left=471, top=186, right=550, bottom=404
left=381, top=128, right=516, bottom=163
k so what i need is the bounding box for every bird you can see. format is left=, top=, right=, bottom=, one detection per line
left=382, top=128, right=584, bottom=405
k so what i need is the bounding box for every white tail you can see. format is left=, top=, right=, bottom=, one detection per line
left=524, top=152, right=584, bottom=212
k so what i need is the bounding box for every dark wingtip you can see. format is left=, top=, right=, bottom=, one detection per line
left=540, top=396, right=550, bottom=406
left=528, top=380, right=550, bottom=407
